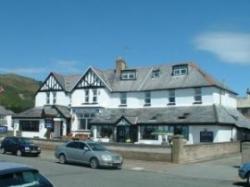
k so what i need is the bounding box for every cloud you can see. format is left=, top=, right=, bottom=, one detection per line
left=194, top=32, right=250, bottom=64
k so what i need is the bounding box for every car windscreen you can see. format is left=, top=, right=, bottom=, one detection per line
left=18, top=138, right=33, bottom=144
left=0, top=170, right=40, bottom=187
left=88, top=143, right=107, bottom=151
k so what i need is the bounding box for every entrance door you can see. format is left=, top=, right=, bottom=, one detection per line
left=54, top=121, right=63, bottom=138
left=117, top=126, right=138, bottom=143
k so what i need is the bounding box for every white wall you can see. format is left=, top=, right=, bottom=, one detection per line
left=213, top=88, right=237, bottom=108
left=35, top=91, right=70, bottom=107
left=188, top=125, right=237, bottom=144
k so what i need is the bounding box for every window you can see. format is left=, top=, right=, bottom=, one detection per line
left=85, top=90, right=89, bottom=103
left=140, top=126, right=158, bottom=140
left=168, top=90, right=175, bottom=105
left=194, top=88, right=202, bottom=104
left=121, top=70, right=136, bottom=80
left=172, top=65, right=188, bottom=76
left=97, top=126, right=113, bottom=138
left=120, top=93, right=127, bottom=106
left=92, top=89, right=98, bottom=103
left=151, top=69, right=160, bottom=78
left=46, top=92, right=50, bottom=104
left=52, top=92, right=56, bottom=104
left=66, top=142, right=78, bottom=148
left=79, top=113, right=95, bottom=130
left=144, top=92, right=151, bottom=106
left=19, top=121, right=39, bottom=132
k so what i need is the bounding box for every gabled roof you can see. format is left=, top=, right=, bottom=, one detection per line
left=37, top=62, right=236, bottom=94
left=13, top=105, right=71, bottom=119
left=90, top=105, right=250, bottom=129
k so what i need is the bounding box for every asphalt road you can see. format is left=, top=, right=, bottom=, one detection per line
left=0, top=152, right=246, bottom=187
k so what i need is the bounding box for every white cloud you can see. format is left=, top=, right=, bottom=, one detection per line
left=194, top=32, right=250, bottom=64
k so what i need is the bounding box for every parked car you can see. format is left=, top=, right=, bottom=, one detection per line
left=0, top=137, right=41, bottom=156
left=239, top=162, right=250, bottom=185
left=55, top=140, right=123, bottom=169
left=0, top=161, right=53, bottom=187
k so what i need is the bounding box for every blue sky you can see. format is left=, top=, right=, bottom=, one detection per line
left=0, top=0, right=249, bottom=95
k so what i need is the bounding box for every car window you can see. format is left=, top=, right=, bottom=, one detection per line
left=77, top=142, right=86, bottom=150
left=0, top=170, right=39, bottom=187
left=66, top=142, right=78, bottom=149
left=18, top=138, right=33, bottom=144
left=88, top=143, right=107, bottom=151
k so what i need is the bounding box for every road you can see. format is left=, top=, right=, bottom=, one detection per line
left=0, top=151, right=246, bottom=187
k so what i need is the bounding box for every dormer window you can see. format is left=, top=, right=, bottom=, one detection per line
left=151, top=69, right=160, bottom=78
left=172, top=64, right=188, bottom=76
left=121, top=70, right=136, bottom=80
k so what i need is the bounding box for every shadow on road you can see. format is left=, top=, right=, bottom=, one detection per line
left=233, top=181, right=248, bottom=187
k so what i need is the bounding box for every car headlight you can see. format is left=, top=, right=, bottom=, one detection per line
left=101, top=155, right=112, bottom=161
left=25, top=147, right=30, bottom=151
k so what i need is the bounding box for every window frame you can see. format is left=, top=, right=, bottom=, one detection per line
left=120, top=92, right=127, bottom=106
left=92, top=89, right=98, bottom=103
left=194, top=87, right=202, bottom=104
left=84, top=90, right=89, bottom=103
left=144, top=91, right=151, bottom=106
left=46, top=92, right=50, bottom=104
left=168, top=89, right=176, bottom=105
left=19, top=120, right=39, bottom=132
left=52, top=92, right=57, bottom=104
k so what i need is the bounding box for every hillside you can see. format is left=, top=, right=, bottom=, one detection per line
left=0, top=74, right=41, bottom=113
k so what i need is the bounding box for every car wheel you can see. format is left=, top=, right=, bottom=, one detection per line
left=90, top=158, right=99, bottom=169
left=59, top=154, right=67, bottom=164
left=0, top=147, right=5, bottom=154
left=247, top=172, right=250, bottom=186
left=16, top=150, right=22, bottom=156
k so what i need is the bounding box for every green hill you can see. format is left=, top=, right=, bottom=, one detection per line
left=0, top=74, right=41, bottom=113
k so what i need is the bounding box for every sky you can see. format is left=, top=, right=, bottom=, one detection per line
left=0, top=0, right=249, bottom=95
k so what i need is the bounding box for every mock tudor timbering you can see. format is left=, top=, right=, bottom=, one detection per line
left=13, top=58, right=250, bottom=144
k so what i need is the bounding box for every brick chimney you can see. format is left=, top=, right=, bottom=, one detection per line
left=115, top=57, right=127, bottom=76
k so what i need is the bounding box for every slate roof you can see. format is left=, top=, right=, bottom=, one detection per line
left=0, top=106, right=14, bottom=116
left=90, top=105, right=250, bottom=129
left=92, top=63, right=236, bottom=94
left=46, top=62, right=236, bottom=94
left=13, top=105, right=71, bottom=119
left=53, top=73, right=81, bottom=92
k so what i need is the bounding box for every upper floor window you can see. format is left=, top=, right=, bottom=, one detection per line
left=172, top=64, right=188, bottom=76
left=144, top=92, right=151, bottom=106
left=92, top=89, right=98, bottom=103
left=121, top=70, right=136, bottom=80
left=52, top=92, right=57, bottom=104
left=85, top=90, right=89, bottom=103
left=120, top=93, right=127, bottom=106
left=168, top=89, right=175, bottom=105
left=151, top=69, right=160, bottom=78
left=194, top=88, right=202, bottom=104
left=46, top=92, right=50, bottom=104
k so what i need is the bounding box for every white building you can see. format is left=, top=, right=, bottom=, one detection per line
left=0, top=105, right=14, bottom=132
left=13, top=58, right=250, bottom=144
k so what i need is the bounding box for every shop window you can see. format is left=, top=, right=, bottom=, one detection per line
left=140, top=126, right=158, bottom=140
left=97, top=126, right=113, bottom=138
left=19, top=121, right=39, bottom=132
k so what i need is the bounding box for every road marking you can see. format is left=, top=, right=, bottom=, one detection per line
left=131, top=167, right=144, bottom=171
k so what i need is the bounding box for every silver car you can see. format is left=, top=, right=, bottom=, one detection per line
left=54, top=140, right=123, bottom=169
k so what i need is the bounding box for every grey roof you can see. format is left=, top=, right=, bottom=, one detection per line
left=13, top=105, right=71, bottom=119
left=90, top=105, right=250, bottom=129
left=92, top=63, right=236, bottom=94
left=0, top=106, right=14, bottom=116
left=53, top=73, right=81, bottom=92
left=47, top=62, right=235, bottom=94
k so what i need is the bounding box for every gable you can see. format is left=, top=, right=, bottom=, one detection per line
left=39, top=74, right=64, bottom=92
left=75, top=68, right=105, bottom=89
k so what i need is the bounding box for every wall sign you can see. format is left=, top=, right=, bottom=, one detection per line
left=45, top=119, right=54, bottom=129
left=200, top=130, right=214, bottom=142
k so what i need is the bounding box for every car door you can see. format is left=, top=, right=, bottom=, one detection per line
left=64, top=142, right=79, bottom=162
left=8, top=138, right=18, bottom=153
left=75, top=142, right=92, bottom=164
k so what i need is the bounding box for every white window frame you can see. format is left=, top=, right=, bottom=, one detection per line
left=85, top=90, right=89, bottom=103
left=194, top=88, right=202, bottom=103
left=168, top=90, right=175, bottom=104
left=92, top=89, right=98, bottom=103
left=46, top=92, right=50, bottom=104
left=52, top=92, right=57, bottom=104
left=120, top=92, right=127, bottom=106
left=144, top=91, right=151, bottom=106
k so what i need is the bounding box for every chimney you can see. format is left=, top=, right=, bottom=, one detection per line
left=115, top=57, right=127, bottom=76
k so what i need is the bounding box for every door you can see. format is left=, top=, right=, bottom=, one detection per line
left=75, top=142, right=91, bottom=163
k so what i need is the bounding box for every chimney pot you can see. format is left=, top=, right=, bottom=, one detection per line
left=115, top=57, right=127, bottom=76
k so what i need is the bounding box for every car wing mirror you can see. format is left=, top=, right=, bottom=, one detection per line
left=83, top=147, right=89, bottom=151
